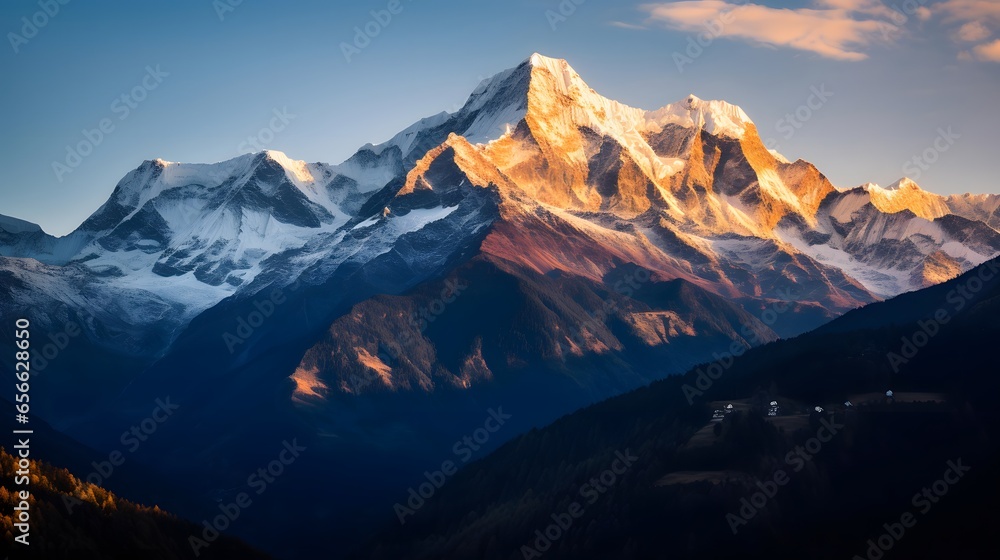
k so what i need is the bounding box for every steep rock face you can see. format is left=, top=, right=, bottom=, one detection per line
left=945, top=192, right=1000, bottom=230
left=292, top=256, right=778, bottom=401
left=911, top=250, right=963, bottom=287
left=801, top=182, right=1000, bottom=296
left=2, top=53, right=997, bottom=381
left=864, top=179, right=952, bottom=220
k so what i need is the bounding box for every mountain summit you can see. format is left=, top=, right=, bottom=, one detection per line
left=2, top=53, right=998, bottom=357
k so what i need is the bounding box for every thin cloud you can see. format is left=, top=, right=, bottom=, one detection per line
left=930, top=0, right=1000, bottom=61
left=955, top=21, right=991, bottom=42
left=812, top=0, right=896, bottom=20
left=972, top=38, right=1000, bottom=62
left=639, top=1, right=896, bottom=61
left=610, top=21, right=649, bottom=30
left=932, top=0, right=1000, bottom=26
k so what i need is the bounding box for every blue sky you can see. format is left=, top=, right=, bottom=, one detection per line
left=2, top=0, right=998, bottom=235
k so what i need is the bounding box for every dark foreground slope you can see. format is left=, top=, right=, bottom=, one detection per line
left=356, top=257, right=1000, bottom=560
left=0, top=448, right=268, bottom=559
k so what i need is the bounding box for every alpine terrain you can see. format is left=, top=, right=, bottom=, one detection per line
left=1, top=53, right=998, bottom=558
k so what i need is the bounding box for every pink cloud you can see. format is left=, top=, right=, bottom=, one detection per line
left=972, top=38, right=1000, bottom=62
left=640, top=1, right=894, bottom=61
left=955, top=21, right=991, bottom=42
left=932, top=0, right=1000, bottom=26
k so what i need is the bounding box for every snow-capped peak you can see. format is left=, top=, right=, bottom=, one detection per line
left=860, top=178, right=949, bottom=220
left=646, top=95, right=754, bottom=139
left=527, top=52, right=551, bottom=67
left=861, top=178, right=926, bottom=196
left=484, top=55, right=756, bottom=141
left=360, top=53, right=760, bottom=172
left=261, top=149, right=318, bottom=186
left=526, top=53, right=588, bottom=92
left=886, top=177, right=922, bottom=191
left=0, top=214, right=42, bottom=234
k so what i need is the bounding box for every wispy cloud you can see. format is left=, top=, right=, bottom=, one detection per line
left=954, top=21, right=990, bottom=43
left=930, top=0, right=1000, bottom=61
left=971, top=38, right=1000, bottom=62
left=933, top=0, right=1000, bottom=26
left=610, top=20, right=649, bottom=30
left=639, top=0, right=896, bottom=61
left=640, top=0, right=1000, bottom=63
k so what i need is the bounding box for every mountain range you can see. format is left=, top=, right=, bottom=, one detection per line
left=2, top=53, right=999, bottom=558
